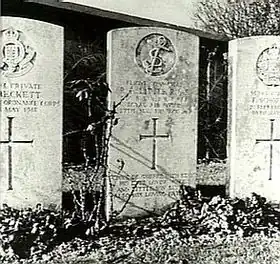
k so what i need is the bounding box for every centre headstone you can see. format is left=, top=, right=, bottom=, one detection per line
left=107, top=27, right=198, bottom=217
left=0, top=17, right=63, bottom=208
left=228, top=36, right=280, bottom=202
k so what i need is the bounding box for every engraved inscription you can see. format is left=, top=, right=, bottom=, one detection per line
left=0, top=82, right=60, bottom=113
left=112, top=173, right=195, bottom=200
left=116, top=79, right=195, bottom=115
left=249, top=90, right=280, bottom=116
left=135, top=33, right=176, bottom=76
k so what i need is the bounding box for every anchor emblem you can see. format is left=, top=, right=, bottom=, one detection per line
left=135, top=33, right=176, bottom=76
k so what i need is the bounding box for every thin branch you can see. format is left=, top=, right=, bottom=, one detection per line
left=64, top=54, right=101, bottom=81
left=114, top=181, right=140, bottom=218
left=114, top=90, right=131, bottom=108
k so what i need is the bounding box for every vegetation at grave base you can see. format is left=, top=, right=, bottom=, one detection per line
left=3, top=233, right=279, bottom=264
left=196, top=0, right=280, bottom=40
left=1, top=191, right=280, bottom=263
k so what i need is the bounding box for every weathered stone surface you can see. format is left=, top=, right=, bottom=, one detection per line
left=107, top=27, right=198, bottom=217
left=0, top=17, right=63, bottom=208
left=228, top=36, right=280, bottom=202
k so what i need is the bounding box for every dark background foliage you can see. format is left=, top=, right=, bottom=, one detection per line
left=62, top=37, right=228, bottom=164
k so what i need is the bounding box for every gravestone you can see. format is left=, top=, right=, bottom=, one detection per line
left=107, top=27, right=198, bottom=217
left=0, top=17, right=63, bottom=208
left=228, top=36, right=280, bottom=202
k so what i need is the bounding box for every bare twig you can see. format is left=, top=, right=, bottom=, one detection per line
left=196, top=0, right=280, bottom=40
left=114, top=181, right=140, bottom=218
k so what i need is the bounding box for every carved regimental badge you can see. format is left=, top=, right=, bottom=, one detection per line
left=0, top=27, right=36, bottom=78
left=256, top=44, right=280, bottom=86
left=135, top=33, right=176, bottom=76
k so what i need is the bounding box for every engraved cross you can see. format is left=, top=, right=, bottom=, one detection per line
left=139, top=118, right=169, bottom=170
left=0, top=117, right=33, bottom=190
left=256, top=119, right=280, bottom=180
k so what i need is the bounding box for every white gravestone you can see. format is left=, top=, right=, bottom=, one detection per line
left=0, top=17, right=63, bottom=208
left=228, top=36, right=280, bottom=202
left=107, top=27, right=199, bottom=217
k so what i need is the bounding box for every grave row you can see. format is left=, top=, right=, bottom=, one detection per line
left=1, top=17, right=279, bottom=217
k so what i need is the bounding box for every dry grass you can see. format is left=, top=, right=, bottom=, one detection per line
left=36, top=231, right=280, bottom=264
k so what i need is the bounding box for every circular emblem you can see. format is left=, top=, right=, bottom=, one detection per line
left=256, top=44, right=280, bottom=86
left=0, top=27, right=36, bottom=78
left=135, top=33, right=176, bottom=76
